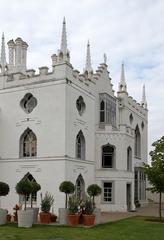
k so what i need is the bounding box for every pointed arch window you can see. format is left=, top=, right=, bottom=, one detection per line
left=20, top=173, right=38, bottom=203
left=127, top=147, right=132, bottom=171
left=20, top=128, right=37, bottom=158
left=135, top=125, right=141, bottom=158
left=102, top=144, right=115, bottom=168
left=75, top=174, right=85, bottom=201
left=76, top=131, right=85, bottom=160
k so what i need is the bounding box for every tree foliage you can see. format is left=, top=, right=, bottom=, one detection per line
left=59, top=181, right=75, bottom=208
left=15, top=180, right=33, bottom=210
left=142, top=136, right=164, bottom=220
left=0, top=182, right=10, bottom=197
left=87, top=184, right=102, bottom=208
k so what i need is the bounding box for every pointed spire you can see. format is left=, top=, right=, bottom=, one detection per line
left=58, top=17, right=70, bottom=62
left=84, top=40, right=93, bottom=77
left=141, top=84, right=147, bottom=108
left=118, top=62, right=127, bottom=92
left=60, top=17, right=67, bottom=54
left=0, top=32, right=7, bottom=73
left=103, top=53, right=107, bottom=64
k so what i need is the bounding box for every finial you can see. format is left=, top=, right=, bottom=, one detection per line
left=84, top=40, right=93, bottom=76
left=103, top=53, right=107, bottom=64
left=118, top=62, right=127, bottom=92
left=141, top=84, right=147, bottom=108
left=0, top=32, right=7, bottom=73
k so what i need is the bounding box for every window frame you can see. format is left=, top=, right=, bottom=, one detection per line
left=134, top=125, right=141, bottom=158
left=101, top=144, right=115, bottom=169
left=127, top=146, right=132, bottom=171
left=101, top=181, right=114, bottom=204
left=99, top=93, right=116, bottom=127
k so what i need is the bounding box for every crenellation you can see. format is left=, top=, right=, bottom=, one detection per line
left=39, top=66, right=49, bottom=75
left=73, top=69, right=79, bottom=79
left=26, top=69, right=36, bottom=77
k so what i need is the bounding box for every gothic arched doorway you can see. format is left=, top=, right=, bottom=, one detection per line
left=75, top=174, right=85, bottom=201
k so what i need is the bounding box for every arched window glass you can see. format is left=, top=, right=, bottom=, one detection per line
left=127, top=147, right=132, bottom=171
left=100, top=100, right=105, bottom=122
left=102, top=144, right=115, bottom=168
left=20, top=128, right=37, bottom=157
left=20, top=93, right=37, bottom=114
left=76, top=131, right=85, bottom=160
left=99, top=93, right=116, bottom=127
left=76, top=96, right=86, bottom=115
left=135, top=125, right=141, bottom=158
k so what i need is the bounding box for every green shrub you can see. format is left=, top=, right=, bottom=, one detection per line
left=68, top=195, right=79, bottom=214
left=84, top=198, right=94, bottom=215
left=41, top=192, right=54, bottom=213
left=0, top=182, right=10, bottom=197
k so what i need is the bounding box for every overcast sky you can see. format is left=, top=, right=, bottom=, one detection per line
left=1, top=0, right=164, bottom=155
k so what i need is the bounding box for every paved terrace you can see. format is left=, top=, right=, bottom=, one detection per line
left=101, top=203, right=164, bottom=223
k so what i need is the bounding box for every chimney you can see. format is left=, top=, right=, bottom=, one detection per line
left=22, top=41, right=28, bottom=71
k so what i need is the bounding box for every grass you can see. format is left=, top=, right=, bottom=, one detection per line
left=0, top=217, right=164, bottom=240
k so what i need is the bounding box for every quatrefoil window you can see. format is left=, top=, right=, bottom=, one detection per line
left=20, top=93, right=37, bottom=114
left=76, top=96, right=86, bottom=115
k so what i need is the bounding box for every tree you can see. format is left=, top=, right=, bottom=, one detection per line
left=142, top=136, right=164, bottom=221
left=15, top=180, right=33, bottom=210
left=59, top=181, right=75, bottom=208
left=87, top=184, right=102, bottom=208
left=30, top=182, right=41, bottom=208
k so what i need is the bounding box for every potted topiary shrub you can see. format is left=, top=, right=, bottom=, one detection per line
left=0, top=182, right=9, bottom=225
left=67, top=194, right=79, bottom=226
left=59, top=181, right=75, bottom=224
left=40, top=192, right=54, bottom=224
left=15, top=179, right=33, bottom=228
left=27, top=182, right=41, bottom=224
left=83, top=198, right=95, bottom=226
left=87, top=184, right=102, bottom=224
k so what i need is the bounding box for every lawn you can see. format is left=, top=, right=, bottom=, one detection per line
left=0, top=217, right=164, bottom=240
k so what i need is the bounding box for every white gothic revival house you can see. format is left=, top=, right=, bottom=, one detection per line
left=0, top=19, right=148, bottom=213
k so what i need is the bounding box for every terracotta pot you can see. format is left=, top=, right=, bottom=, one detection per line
left=13, top=215, right=17, bottom=222
left=6, top=214, right=11, bottom=222
left=67, top=214, right=79, bottom=226
left=83, top=214, right=95, bottom=226
left=50, top=214, right=57, bottom=222
left=40, top=212, right=51, bottom=224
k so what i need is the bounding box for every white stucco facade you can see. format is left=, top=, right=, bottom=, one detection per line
left=0, top=19, right=148, bottom=214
